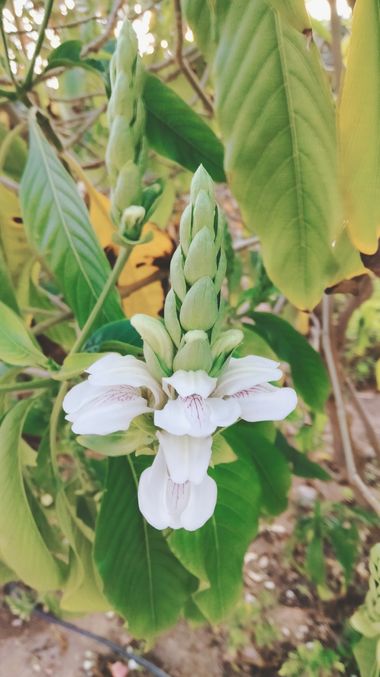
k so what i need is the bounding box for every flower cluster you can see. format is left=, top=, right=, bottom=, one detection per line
left=63, top=167, right=297, bottom=531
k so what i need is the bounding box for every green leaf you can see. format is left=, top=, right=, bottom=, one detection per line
left=169, top=435, right=261, bottom=623
left=94, top=455, right=197, bottom=637
left=339, top=0, right=380, bottom=254
left=20, top=117, right=123, bottom=329
left=78, top=422, right=155, bottom=457
left=326, top=521, right=358, bottom=585
left=52, top=352, right=105, bottom=381
left=276, top=431, right=330, bottom=481
left=305, top=505, right=326, bottom=586
left=56, top=491, right=108, bottom=614
left=85, top=319, right=143, bottom=353
left=0, top=557, right=15, bottom=585
left=143, top=74, right=226, bottom=182
left=214, top=1, right=340, bottom=309
left=353, top=637, right=380, bottom=677
left=183, top=0, right=230, bottom=59
left=224, top=422, right=290, bottom=516
left=250, top=312, right=330, bottom=410
left=0, top=399, right=63, bottom=590
left=46, top=40, right=104, bottom=75
left=0, top=121, right=27, bottom=181
left=0, top=301, right=49, bottom=367
left=0, top=247, right=19, bottom=313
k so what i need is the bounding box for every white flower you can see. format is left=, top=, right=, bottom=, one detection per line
left=154, top=355, right=297, bottom=437
left=62, top=353, right=163, bottom=435
left=138, top=447, right=217, bottom=531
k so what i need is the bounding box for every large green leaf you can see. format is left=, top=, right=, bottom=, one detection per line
left=0, top=247, right=19, bottom=313
left=143, top=74, right=226, bottom=182
left=20, top=117, right=123, bottom=329
left=0, top=399, right=63, bottom=590
left=169, top=429, right=261, bottom=623
left=224, top=422, right=291, bottom=516
left=276, top=431, right=330, bottom=481
left=339, top=0, right=380, bottom=254
left=250, top=312, right=330, bottom=410
left=214, top=1, right=340, bottom=309
left=0, top=301, right=49, bottom=367
left=183, top=0, right=230, bottom=59
left=94, top=455, right=197, bottom=637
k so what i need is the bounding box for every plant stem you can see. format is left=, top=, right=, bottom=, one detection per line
left=321, top=295, right=380, bottom=515
left=0, top=379, right=51, bottom=393
left=23, top=0, right=55, bottom=91
left=0, top=19, right=19, bottom=90
left=49, top=245, right=132, bottom=471
left=31, top=309, right=73, bottom=335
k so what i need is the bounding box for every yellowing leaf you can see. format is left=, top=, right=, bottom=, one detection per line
left=339, top=0, right=380, bottom=254
left=329, top=228, right=368, bottom=287
left=89, top=189, right=173, bottom=317
left=0, top=185, right=32, bottom=291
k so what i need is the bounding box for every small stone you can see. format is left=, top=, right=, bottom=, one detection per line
left=84, top=650, right=96, bottom=659
left=128, top=658, right=139, bottom=670
left=268, top=524, right=286, bottom=535
left=295, top=484, right=317, bottom=508
left=245, top=592, right=256, bottom=604
left=244, top=552, right=257, bottom=563
left=258, top=556, right=269, bottom=569
left=11, top=618, right=23, bottom=627
left=106, top=610, right=115, bottom=619
left=31, top=665, right=41, bottom=673
left=264, top=580, right=275, bottom=590
left=247, top=571, right=263, bottom=583
left=83, top=659, right=95, bottom=671
left=286, top=589, right=296, bottom=600
left=281, top=627, right=290, bottom=637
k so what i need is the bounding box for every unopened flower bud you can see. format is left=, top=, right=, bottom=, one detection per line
left=214, top=248, right=227, bottom=293
left=183, top=227, right=217, bottom=285
left=121, top=205, right=145, bottom=231
left=131, top=314, right=173, bottom=371
left=182, top=330, right=208, bottom=344
left=173, top=337, right=213, bottom=372
left=180, top=277, right=218, bottom=331
left=169, top=248, right=187, bottom=301
left=211, top=329, right=244, bottom=358
left=179, top=204, right=192, bottom=255
left=164, top=290, right=182, bottom=348
left=112, top=161, right=142, bottom=224
left=190, top=164, right=215, bottom=203
left=192, top=190, right=216, bottom=238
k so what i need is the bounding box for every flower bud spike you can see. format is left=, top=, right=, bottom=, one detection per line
left=131, top=315, right=174, bottom=372
left=180, top=277, right=218, bottom=331
left=192, top=190, right=216, bottom=238
left=170, top=247, right=187, bottom=301
left=190, top=164, right=215, bottom=202
left=179, top=204, right=192, bottom=255
left=164, top=290, right=182, bottom=348
left=183, top=227, right=217, bottom=285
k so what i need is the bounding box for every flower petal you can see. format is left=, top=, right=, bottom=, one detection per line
left=180, top=474, right=217, bottom=531
left=214, top=355, right=283, bottom=397
left=155, top=396, right=217, bottom=437
left=233, top=383, right=297, bottom=422
left=162, top=370, right=217, bottom=398
left=138, top=452, right=173, bottom=530
left=86, top=353, right=163, bottom=406
left=63, top=381, right=151, bottom=435
left=207, top=397, right=241, bottom=429
left=157, top=431, right=212, bottom=484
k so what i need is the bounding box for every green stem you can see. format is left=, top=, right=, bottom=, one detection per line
left=0, top=19, right=19, bottom=90
left=23, top=0, right=55, bottom=90
left=31, top=309, right=73, bottom=336
left=70, top=246, right=132, bottom=353
left=0, top=379, right=51, bottom=393
left=49, top=245, right=132, bottom=472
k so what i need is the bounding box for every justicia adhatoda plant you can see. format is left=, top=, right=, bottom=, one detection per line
left=63, top=166, right=297, bottom=531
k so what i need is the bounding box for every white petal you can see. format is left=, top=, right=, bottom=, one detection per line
left=138, top=452, right=173, bottom=530
left=233, top=383, right=297, bottom=422
left=158, top=431, right=212, bottom=484
left=155, top=396, right=217, bottom=437
left=214, top=355, right=283, bottom=397
left=154, top=399, right=193, bottom=435
left=180, top=474, right=217, bottom=531
left=63, top=382, right=151, bottom=435
left=86, top=353, right=163, bottom=406
left=207, top=397, right=241, bottom=428
left=162, top=370, right=217, bottom=398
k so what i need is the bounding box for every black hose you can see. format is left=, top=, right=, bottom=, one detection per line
left=32, top=607, right=171, bottom=677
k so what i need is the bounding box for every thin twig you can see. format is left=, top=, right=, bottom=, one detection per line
left=173, top=0, right=213, bottom=114
left=345, top=377, right=380, bottom=462
left=32, top=310, right=74, bottom=335
left=119, top=269, right=167, bottom=298
left=81, top=0, right=124, bottom=57
left=7, top=14, right=102, bottom=35
left=321, top=295, right=380, bottom=514
left=0, top=19, right=19, bottom=89
left=24, top=0, right=55, bottom=90
left=233, top=236, right=260, bottom=252
left=62, top=104, right=106, bottom=150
